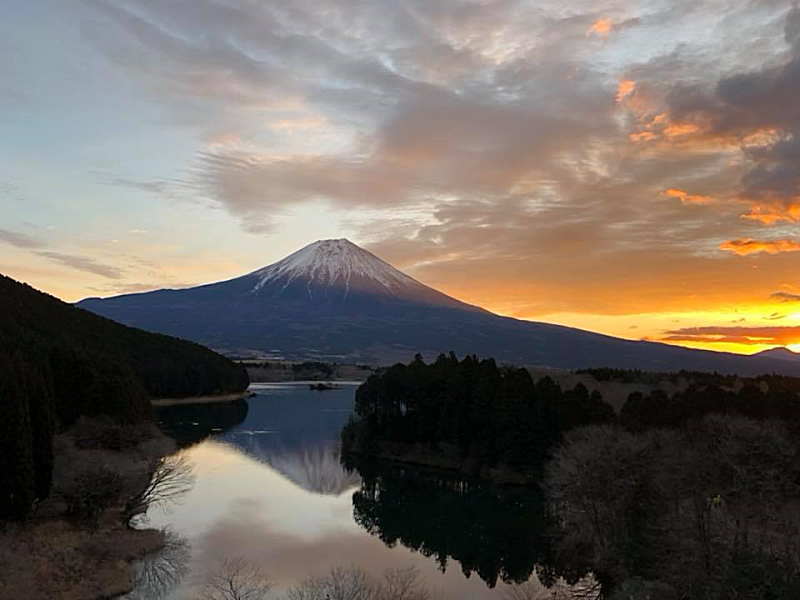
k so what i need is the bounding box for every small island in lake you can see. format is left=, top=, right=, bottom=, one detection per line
left=309, top=382, right=338, bottom=391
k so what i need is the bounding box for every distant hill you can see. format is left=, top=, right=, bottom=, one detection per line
left=754, top=347, right=800, bottom=362
left=0, top=273, right=249, bottom=518
left=1, top=274, right=249, bottom=405
left=78, top=239, right=799, bottom=376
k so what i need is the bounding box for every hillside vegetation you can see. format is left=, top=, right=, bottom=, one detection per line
left=0, top=274, right=248, bottom=519
left=345, top=355, right=800, bottom=598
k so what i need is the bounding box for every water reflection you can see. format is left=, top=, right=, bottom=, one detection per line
left=137, top=384, right=576, bottom=599
left=125, top=530, right=191, bottom=600
left=155, top=399, right=249, bottom=447
left=267, top=447, right=360, bottom=495
left=348, top=460, right=586, bottom=589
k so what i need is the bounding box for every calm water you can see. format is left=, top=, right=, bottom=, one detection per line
left=128, top=383, right=567, bottom=599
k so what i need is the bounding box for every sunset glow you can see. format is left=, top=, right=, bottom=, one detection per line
left=3, top=1, right=800, bottom=356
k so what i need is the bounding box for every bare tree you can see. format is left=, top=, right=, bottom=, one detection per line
left=286, top=565, right=441, bottom=600
left=501, top=578, right=599, bottom=600
left=286, top=566, right=376, bottom=600
left=378, top=567, right=430, bottom=600
left=124, top=453, right=194, bottom=524
left=201, top=557, right=273, bottom=600
left=126, top=529, right=190, bottom=599
left=502, top=582, right=548, bottom=600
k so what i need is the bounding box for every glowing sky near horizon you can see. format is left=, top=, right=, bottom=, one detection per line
left=3, top=0, right=800, bottom=355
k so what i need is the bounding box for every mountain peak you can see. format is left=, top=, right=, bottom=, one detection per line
left=250, top=238, right=417, bottom=293
left=754, top=347, right=800, bottom=361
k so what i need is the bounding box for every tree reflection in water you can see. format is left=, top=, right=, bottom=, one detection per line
left=347, top=459, right=593, bottom=591
left=125, top=530, right=191, bottom=600
left=267, top=446, right=361, bottom=496
left=154, top=398, right=249, bottom=448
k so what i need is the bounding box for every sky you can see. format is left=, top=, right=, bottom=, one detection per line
left=2, top=0, right=800, bottom=355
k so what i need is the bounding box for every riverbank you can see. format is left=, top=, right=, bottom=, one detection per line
left=241, top=359, right=374, bottom=383
left=0, top=420, right=176, bottom=600
left=151, top=390, right=253, bottom=407
left=345, top=440, right=537, bottom=485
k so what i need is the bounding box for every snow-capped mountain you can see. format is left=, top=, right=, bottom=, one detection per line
left=243, top=239, right=481, bottom=310
left=77, top=239, right=799, bottom=375
left=250, top=239, right=415, bottom=294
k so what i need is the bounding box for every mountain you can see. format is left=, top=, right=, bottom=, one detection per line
left=78, top=239, right=799, bottom=376
left=753, top=347, right=800, bottom=362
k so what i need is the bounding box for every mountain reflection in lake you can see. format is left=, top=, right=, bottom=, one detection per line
left=136, top=383, right=578, bottom=599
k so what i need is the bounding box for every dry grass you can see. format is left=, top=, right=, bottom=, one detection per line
left=0, top=420, right=176, bottom=600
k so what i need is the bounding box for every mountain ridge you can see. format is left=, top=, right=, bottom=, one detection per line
left=77, top=239, right=800, bottom=375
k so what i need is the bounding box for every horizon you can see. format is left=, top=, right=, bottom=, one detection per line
left=3, top=1, right=800, bottom=355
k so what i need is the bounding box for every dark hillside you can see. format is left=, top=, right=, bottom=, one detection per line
left=0, top=273, right=248, bottom=518
left=0, top=274, right=249, bottom=399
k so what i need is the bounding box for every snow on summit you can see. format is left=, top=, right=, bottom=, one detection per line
left=251, top=239, right=417, bottom=293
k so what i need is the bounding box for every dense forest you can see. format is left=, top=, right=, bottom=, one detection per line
left=0, top=274, right=249, bottom=519
left=342, top=353, right=616, bottom=475
left=345, top=355, right=800, bottom=599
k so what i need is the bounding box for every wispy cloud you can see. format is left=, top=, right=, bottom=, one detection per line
left=662, top=325, right=800, bottom=346
left=0, top=228, right=45, bottom=249
left=771, top=291, right=800, bottom=303
left=35, top=251, right=124, bottom=279
left=719, top=238, right=800, bottom=256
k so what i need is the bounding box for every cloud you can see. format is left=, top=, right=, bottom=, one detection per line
left=741, top=202, right=800, bottom=224
left=771, top=291, right=800, bottom=303
left=34, top=251, right=124, bottom=279
left=663, top=188, right=714, bottom=205
left=102, top=176, right=170, bottom=195
left=645, top=5, right=800, bottom=222
left=616, top=79, right=636, bottom=103
left=662, top=325, right=800, bottom=346
left=765, top=312, right=786, bottom=320
left=73, top=0, right=800, bottom=317
left=719, top=238, right=800, bottom=256
left=587, top=18, right=614, bottom=37
left=0, top=228, right=45, bottom=249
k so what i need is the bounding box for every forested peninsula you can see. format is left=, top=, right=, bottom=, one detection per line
left=343, top=353, right=800, bottom=481
left=343, top=354, right=800, bottom=597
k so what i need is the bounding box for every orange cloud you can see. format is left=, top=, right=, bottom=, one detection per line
left=629, top=131, right=657, bottom=142
left=662, top=326, right=800, bottom=346
left=588, top=18, right=613, bottom=36
left=663, top=122, right=700, bottom=137
left=615, top=79, right=636, bottom=103
left=741, top=202, right=800, bottom=225
left=663, top=188, right=713, bottom=205
left=720, top=238, right=800, bottom=256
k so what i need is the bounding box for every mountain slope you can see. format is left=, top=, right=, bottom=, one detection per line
left=754, top=347, right=800, bottom=362
left=1, top=273, right=249, bottom=405
left=0, top=273, right=246, bottom=517
left=78, top=239, right=799, bottom=376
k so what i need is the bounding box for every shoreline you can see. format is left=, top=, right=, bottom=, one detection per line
left=0, top=422, right=177, bottom=599
left=152, top=381, right=365, bottom=406
left=345, top=441, right=538, bottom=486
left=151, top=390, right=252, bottom=406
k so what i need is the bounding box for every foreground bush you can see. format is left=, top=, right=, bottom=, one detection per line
left=546, top=416, right=800, bottom=599
left=60, top=465, right=123, bottom=526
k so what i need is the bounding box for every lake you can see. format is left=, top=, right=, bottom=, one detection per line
left=127, top=382, right=579, bottom=599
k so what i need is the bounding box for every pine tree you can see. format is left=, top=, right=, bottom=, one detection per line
left=0, top=353, right=36, bottom=519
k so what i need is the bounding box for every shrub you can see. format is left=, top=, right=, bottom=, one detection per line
left=72, top=417, right=153, bottom=451
left=61, top=465, right=122, bottom=526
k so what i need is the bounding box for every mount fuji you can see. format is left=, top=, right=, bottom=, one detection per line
left=78, top=239, right=798, bottom=375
